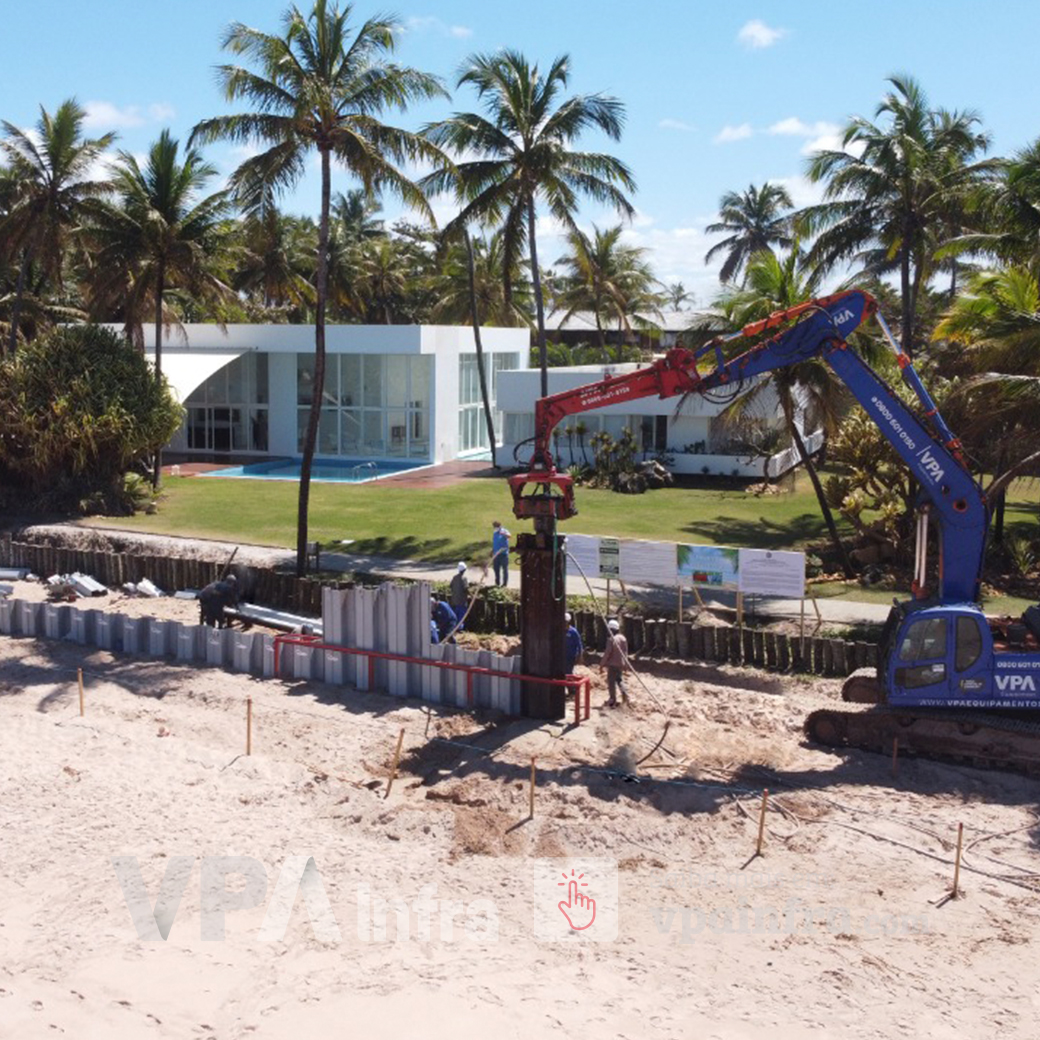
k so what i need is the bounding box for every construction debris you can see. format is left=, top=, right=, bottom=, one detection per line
left=0, top=568, right=29, bottom=581
left=228, top=602, right=323, bottom=637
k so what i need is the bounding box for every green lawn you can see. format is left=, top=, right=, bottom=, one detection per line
left=87, top=472, right=853, bottom=565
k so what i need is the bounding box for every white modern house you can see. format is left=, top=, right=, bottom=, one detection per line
left=135, top=323, right=529, bottom=464
left=497, top=363, right=819, bottom=478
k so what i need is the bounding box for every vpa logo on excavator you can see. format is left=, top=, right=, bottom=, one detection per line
left=994, top=675, right=1037, bottom=693
left=916, top=446, right=945, bottom=484
left=832, top=308, right=856, bottom=326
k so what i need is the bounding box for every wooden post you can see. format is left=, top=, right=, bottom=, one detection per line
left=799, top=598, right=806, bottom=658
left=692, top=585, right=706, bottom=614
left=77, top=668, right=84, bottom=717
left=891, top=736, right=899, bottom=777
left=736, top=591, right=744, bottom=630
left=246, top=697, right=252, bottom=756
left=756, top=788, right=769, bottom=856
left=809, top=589, right=823, bottom=631
left=529, top=756, right=537, bottom=818
left=678, top=585, right=683, bottom=622
left=952, top=822, right=964, bottom=898
left=605, top=578, right=611, bottom=620
left=385, top=727, right=405, bottom=799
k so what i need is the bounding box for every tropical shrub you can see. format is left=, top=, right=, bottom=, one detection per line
left=0, top=324, right=182, bottom=512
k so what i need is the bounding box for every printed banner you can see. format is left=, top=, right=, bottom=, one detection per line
left=737, top=548, right=805, bottom=598
left=676, top=544, right=740, bottom=589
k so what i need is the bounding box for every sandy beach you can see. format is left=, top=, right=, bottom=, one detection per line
left=2, top=582, right=1040, bottom=1039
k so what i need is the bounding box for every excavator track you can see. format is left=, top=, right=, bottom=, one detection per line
left=805, top=704, right=1040, bottom=776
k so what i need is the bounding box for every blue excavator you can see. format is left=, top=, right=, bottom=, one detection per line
left=510, top=289, right=1040, bottom=767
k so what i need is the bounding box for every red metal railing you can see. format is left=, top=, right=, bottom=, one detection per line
left=272, top=633, right=592, bottom=724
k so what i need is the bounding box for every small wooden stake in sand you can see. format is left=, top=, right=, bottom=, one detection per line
left=952, top=822, right=964, bottom=898
left=756, top=788, right=769, bottom=856
left=529, top=756, right=537, bottom=818
left=246, top=697, right=253, bottom=756
left=77, top=668, right=84, bottom=717
left=385, top=727, right=405, bottom=799
left=891, top=736, right=899, bottom=777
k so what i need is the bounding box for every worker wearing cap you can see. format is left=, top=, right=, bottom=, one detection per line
left=599, top=618, right=630, bottom=707
left=449, top=562, right=469, bottom=631
left=565, top=612, right=584, bottom=674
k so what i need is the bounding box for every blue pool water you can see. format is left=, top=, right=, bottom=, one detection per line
left=201, top=458, right=430, bottom=482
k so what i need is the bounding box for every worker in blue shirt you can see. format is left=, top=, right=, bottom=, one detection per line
left=565, top=612, right=584, bottom=674
left=491, top=521, right=511, bottom=586
left=432, top=596, right=457, bottom=643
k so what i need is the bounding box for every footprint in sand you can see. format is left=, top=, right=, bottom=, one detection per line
left=31, top=999, right=43, bottom=1010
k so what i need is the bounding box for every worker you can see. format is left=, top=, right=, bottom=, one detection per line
left=198, top=574, right=238, bottom=628
left=599, top=618, right=630, bottom=708
left=431, top=596, right=456, bottom=644
left=449, top=561, right=469, bottom=630
left=565, top=612, right=584, bottom=674
left=491, top=520, right=511, bottom=587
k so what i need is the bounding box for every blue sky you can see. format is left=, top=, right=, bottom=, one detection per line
left=3, top=0, right=1039, bottom=304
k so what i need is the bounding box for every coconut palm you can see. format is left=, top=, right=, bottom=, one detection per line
left=189, top=0, right=446, bottom=575
left=553, top=224, right=661, bottom=351
left=333, top=188, right=385, bottom=245
left=85, top=130, right=234, bottom=484
left=933, top=267, right=1040, bottom=540
left=0, top=99, right=115, bottom=354
left=704, top=182, right=794, bottom=285
left=698, top=247, right=855, bottom=575
left=665, top=281, right=692, bottom=310
left=801, top=75, right=993, bottom=356
left=422, top=50, right=635, bottom=399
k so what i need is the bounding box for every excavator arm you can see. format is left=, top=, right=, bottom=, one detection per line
left=510, top=288, right=988, bottom=602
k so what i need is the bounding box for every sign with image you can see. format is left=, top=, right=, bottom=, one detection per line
left=598, top=537, right=621, bottom=577
left=676, top=544, right=740, bottom=589
left=737, top=548, right=805, bottom=598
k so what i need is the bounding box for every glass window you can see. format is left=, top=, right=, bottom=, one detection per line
left=230, top=408, right=248, bottom=450
left=212, top=407, right=232, bottom=451
left=410, top=357, right=431, bottom=408
left=408, top=410, right=429, bottom=458
left=296, top=409, right=309, bottom=452
left=363, top=356, right=383, bottom=407
left=901, top=662, right=947, bottom=689
left=319, top=409, right=338, bottom=454
left=362, top=411, right=384, bottom=452
left=341, top=410, right=361, bottom=453
left=319, top=356, right=339, bottom=406
left=899, top=618, right=947, bottom=662
left=505, top=413, right=534, bottom=444
left=297, top=355, right=315, bottom=405
left=250, top=409, right=268, bottom=452
left=955, top=616, right=984, bottom=672
left=188, top=407, right=208, bottom=449
left=226, top=356, right=247, bottom=402
left=386, top=356, right=408, bottom=407
left=204, top=371, right=226, bottom=405
left=254, top=353, right=269, bottom=404
left=341, top=354, right=361, bottom=407
left=387, top=409, right=407, bottom=456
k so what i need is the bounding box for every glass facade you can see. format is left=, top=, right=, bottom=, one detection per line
left=297, top=353, right=431, bottom=459
left=186, top=353, right=269, bottom=452
left=458, top=352, right=519, bottom=453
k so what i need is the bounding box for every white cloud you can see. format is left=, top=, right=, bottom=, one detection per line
left=83, top=101, right=145, bottom=129
left=405, top=15, right=473, bottom=38
left=766, top=117, right=843, bottom=154
left=770, top=175, right=826, bottom=209
left=659, top=118, right=694, bottom=132
left=737, top=19, right=788, bottom=49
left=713, top=123, right=753, bottom=144
left=148, top=102, right=176, bottom=123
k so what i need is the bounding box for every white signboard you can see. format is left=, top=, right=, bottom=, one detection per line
left=619, top=539, right=678, bottom=587
left=737, top=548, right=805, bottom=598
left=599, top=537, right=621, bottom=577
left=676, top=544, right=740, bottom=589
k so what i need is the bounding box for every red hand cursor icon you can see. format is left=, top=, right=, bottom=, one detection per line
left=558, top=877, right=596, bottom=930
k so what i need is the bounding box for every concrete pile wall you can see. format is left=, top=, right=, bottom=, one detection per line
left=0, top=580, right=523, bottom=713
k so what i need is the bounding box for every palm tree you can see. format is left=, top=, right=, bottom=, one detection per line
left=332, top=187, right=385, bottom=244
left=0, top=99, right=115, bottom=354
left=933, top=267, right=1040, bottom=541
left=553, top=224, right=661, bottom=351
left=666, top=281, right=692, bottom=310
left=801, top=75, right=992, bottom=356
left=698, top=247, right=855, bottom=576
left=422, top=50, right=636, bottom=400
left=190, top=0, right=446, bottom=575
left=85, top=130, right=234, bottom=484
left=704, top=183, right=793, bottom=285
left=234, top=208, right=317, bottom=314
left=429, top=229, right=531, bottom=326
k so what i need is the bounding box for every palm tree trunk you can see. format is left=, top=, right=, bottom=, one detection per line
left=296, top=147, right=332, bottom=577
left=7, top=249, right=31, bottom=356
left=900, top=240, right=913, bottom=357
left=151, top=260, right=165, bottom=488
left=790, top=418, right=855, bottom=578
left=464, top=230, right=498, bottom=469
left=527, top=195, right=549, bottom=400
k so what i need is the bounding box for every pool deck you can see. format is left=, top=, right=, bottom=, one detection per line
left=162, top=458, right=500, bottom=488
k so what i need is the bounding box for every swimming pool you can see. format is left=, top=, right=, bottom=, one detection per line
left=201, top=458, right=431, bottom=483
